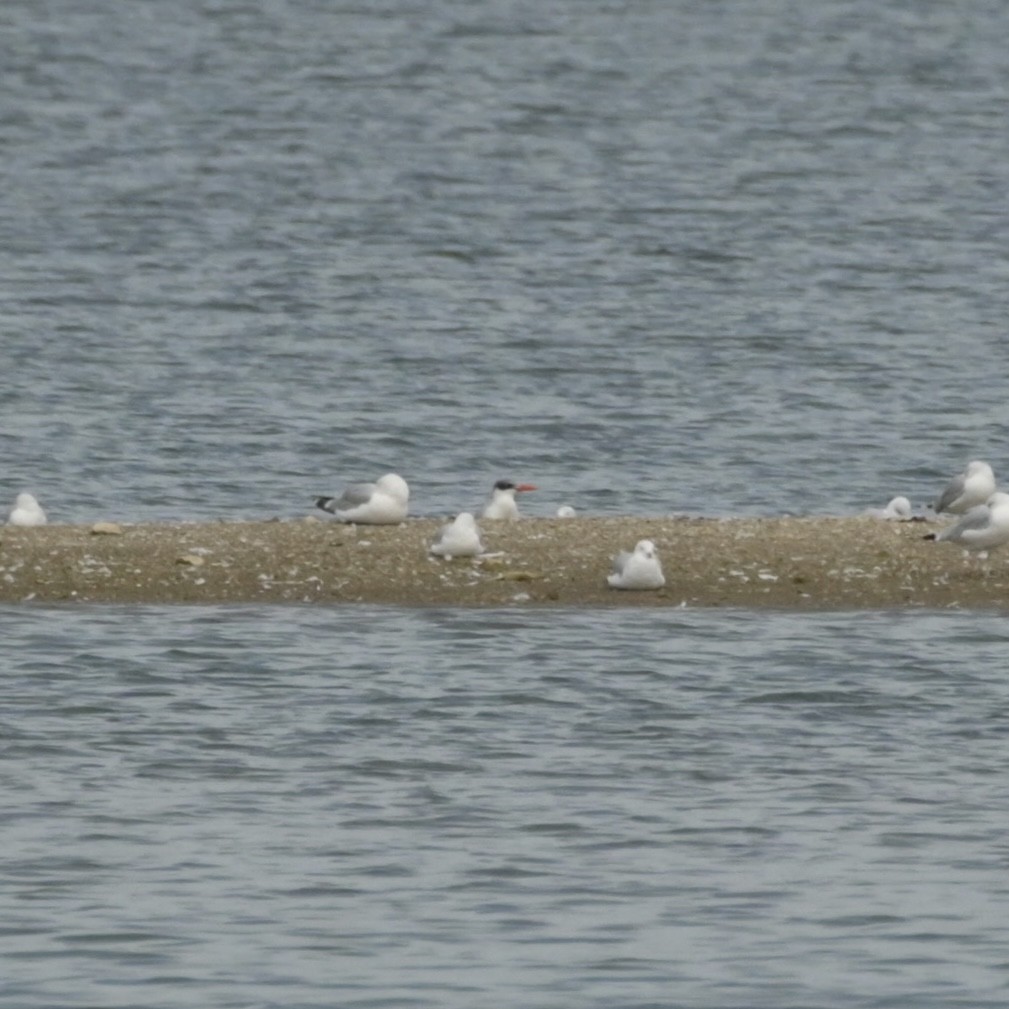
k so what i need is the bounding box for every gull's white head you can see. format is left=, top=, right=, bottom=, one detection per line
left=965, top=461, right=996, bottom=489
left=635, top=539, right=657, bottom=559
left=885, top=496, right=912, bottom=519
left=376, top=473, right=409, bottom=503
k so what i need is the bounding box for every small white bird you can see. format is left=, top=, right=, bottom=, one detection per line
left=7, top=492, right=47, bottom=526
left=482, top=479, right=537, bottom=521
left=925, top=491, right=1009, bottom=554
left=315, top=472, right=409, bottom=524
left=429, top=512, right=483, bottom=558
left=607, top=539, right=665, bottom=590
left=555, top=505, right=577, bottom=518
left=865, top=495, right=913, bottom=521
left=933, top=460, right=996, bottom=515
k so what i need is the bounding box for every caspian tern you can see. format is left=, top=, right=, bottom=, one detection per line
left=482, top=480, right=536, bottom=521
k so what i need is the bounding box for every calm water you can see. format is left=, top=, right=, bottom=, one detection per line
left=4, top=605, right=1009, bottom=1009
left=4, top=0, right=1009, bottom=1005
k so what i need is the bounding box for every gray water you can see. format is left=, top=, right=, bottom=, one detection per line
left=4, top=0, right=1009, bottom=1005
left=5, top=605, right=1009, bottom=1009
left=3, top=0, right=1009, bottom=520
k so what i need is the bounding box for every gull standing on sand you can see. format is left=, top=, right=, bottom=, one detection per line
left=429, top=512, right=483, bottom=558
left=864, top=496, right=913, bottom=521
left=482, top=480, right=537, bottom=520
left=315, top=473, right=409, bottom=524
left=924, top=491, right=1009, bottom=555
left=607, top=539, right=665, bottom=590
left=933, top=460, right=996, bottom=515
left=7, top=492, right=47, bottom=526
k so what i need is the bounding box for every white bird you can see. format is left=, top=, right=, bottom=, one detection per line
left=864, top=495, right=913, bottom=521
left=315, top=472, right=409, bottom=524
left=555, top=505, right=577, bottom=518
left=429, top=512, right=483, bottom=558
left=933, top=460, right=996, bottom=515
left=7, top=492, right=47, bottom=526
left=925, top=491, right=1009, bottom=554
left=482, top=479, right=537, bottom=520
left=607, top=539, right=665, bottom=590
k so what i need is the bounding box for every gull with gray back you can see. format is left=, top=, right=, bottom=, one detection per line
left=315, top=472, right=409, bottom=524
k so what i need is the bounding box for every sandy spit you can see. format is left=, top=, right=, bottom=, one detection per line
left=0, top=515, right=1005, bottom=609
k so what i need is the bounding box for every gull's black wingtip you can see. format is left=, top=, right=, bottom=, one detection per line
left=922, top=532, right=937, bottom=541
left=315, top=496, right=335, bottom=514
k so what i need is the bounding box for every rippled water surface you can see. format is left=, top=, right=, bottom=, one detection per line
left=5, top=1, right=1009, bottom=1005
left=3, top=0, right=1009, bottom=520
left=4, top=605, right=1009, bottom=1008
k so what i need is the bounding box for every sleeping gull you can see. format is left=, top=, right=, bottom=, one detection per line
left=933, top=460, right=996, bottom=515
left=482, top=479, right=537, bottom=521
left=429, top=512, right=483, bottom=558
left=607, top=539, right=665, bottom=590
left=555, top=505, right=577, bottom=518
left=7, top=492, right=47, bottom=527
left=923, top=491, right=1009, bottom=555
left=315, top=472, right=409, bottom=524
left=864, top=495, right=913, bottom=521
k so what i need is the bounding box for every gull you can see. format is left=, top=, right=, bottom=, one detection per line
left=482, top=479, right=537, bottom=520
left=607, top=539, right=665, bottom=590
left=429, top=512, right=483, bottom=558
left=555, top=505, right=577, bottom=518
left=7, top=492, right=47, bottom=526
left=315, top=473, right=409, bottom=524
left=933, top=460, right=996, bottom=515
left=864, top=495, right=913, bottom=521
left=924, top=491, right=1009, bottom=555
